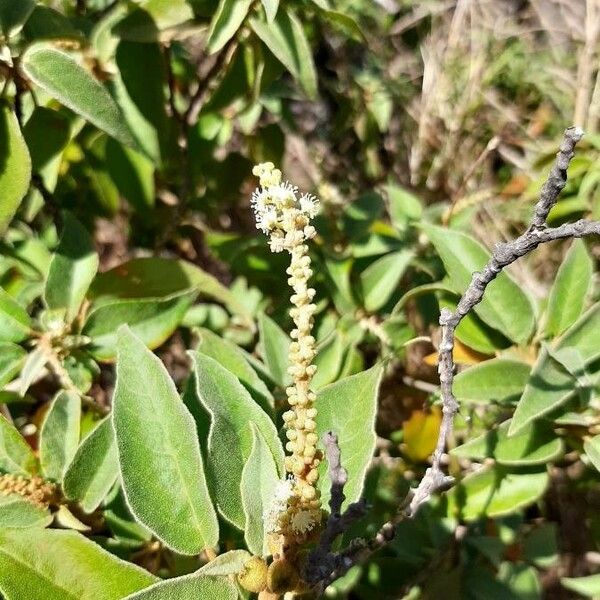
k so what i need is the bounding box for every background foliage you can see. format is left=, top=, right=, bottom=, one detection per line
left=0, top=0, right=600, bottom=598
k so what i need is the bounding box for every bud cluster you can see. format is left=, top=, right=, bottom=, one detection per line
left=252, top=163, right=323, bottom=540
left=0, top=473, right=58, bottom=509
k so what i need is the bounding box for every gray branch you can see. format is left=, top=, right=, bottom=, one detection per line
left=304, top=433, right=367, bottom=587
left=308, top=128, right=600, bottom=593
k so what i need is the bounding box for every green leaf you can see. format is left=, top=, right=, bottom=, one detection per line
left=0, top=0, right=35, bottom=38
left=113, top=328, right=218, bottom=554
left=18, top=347, right=47, bottom=396
left=312, top=332, right=345, bottom=389
left=39, top=391, right=80, bottom=482
left=63, top=417, right=119, bottom=513
left=258, top=312, right=290, bottom=388
left=316, top=366, right=383, bottom=506
left=88, top=258, right=245, bottom=315
left=123, top=574, right=238, bottom=600
left=84, top=257, right=245, bottom=360
left=360, top=250, right=413, bottom=312
left=251, top=9, right=318, bottom=99
left=0, top=414, right=37, bottom=475
left=453, top=359, right=531, bottom=404
left=440, top=295, right=511, bottom=354
left=84, top=295, right=193, bottom=362
left=0, top=105, right=32, bottom=235
left=113, top=0, right=194, bottom=42
left=112, top=40, right=170, bottom=164
left=22, top=5, right=81, bottom=41
left=23, top=107, right=82, bottom=192
left=44, top=213, right=98, bottom=324
left=0, top=528, right=157, bottom=599
left=451, top=420, right=563, bottom=466
left=241, top=424, right=279, bottom=556
left=445, top=466, right=548, bottom=521
left=422, top=224, right=535, bottom=344
left=562, top=575, right=600, bottom=597
left=0, top=494, right=51, bottom=529
left=207, top=0, right=252, bottom=54
left=261, top=0, right=279, bottom=22
left=320, top=10, right=364, bottom=42
left=21, top=43, right=135, bottom=147
left=197, top=328, right=273, bottom=412
left=584, top=435, right=600, bottom=472
left=546, top=239, right=593, bottom=337
left=0, top=287, right=32, bottom=343
left=190, top=351, right=284, bottom=529
left=197, top=550, right=252, bottom=575
left=386, top=184, right=423, bottom=230
left=510, top=303, right=600, bottom=435
left=105, top=140, right=155, bottom=212
left=0, top=343, right=26, bottom=388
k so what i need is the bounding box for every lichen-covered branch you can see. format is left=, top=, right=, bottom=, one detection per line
left=307, top=127, right=600, bottom=592
left=304, top=433, right=367, bottom=586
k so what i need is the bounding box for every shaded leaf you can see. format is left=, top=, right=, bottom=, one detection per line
left=241, top=424, right=279, bottom=556
left=510, top=304, right=600, bottom=435
left=63, top=418, right=118, bottom=513
left=197, top=328, right=273, bottom=412
left=258, top=312, right=290, bottom=388
left=0, top=0, right=35, bottom=37
left=44, top=213, right=98, bottom=324
left=23, top=107, right=81, bottom=192
left=422, top=224, right=535, bottom=344
left=83, top=295, right=193, bottom=362
left=0, top=343, right=26, bottom=388
left=546, top=239, right=593, bottom=337
left=39, top=391, right=80, bottom=482
left=451, top=420, right=563, bottom=466
left=446, top=466, right=548, bottom=521
left=0, top=288, right=32, bottom=343
left=0, top=414, right=37, bottom=475
left=360, top=250, right=413, bottom=312
left=114, top=0, right=194, bottom=43
left=0, top=105, right=32, bottom=235
left=190, top=351, right=284, bottom=529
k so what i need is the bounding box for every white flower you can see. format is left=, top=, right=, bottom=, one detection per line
left=300, top=193, right=319, bottom=218
left=256, top=207, right=278, bottom=233
left=265, top=478, right=294, bottom=533
left=290, top=508, right=319, bottom=535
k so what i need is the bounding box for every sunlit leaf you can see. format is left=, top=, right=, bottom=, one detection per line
left=21, top=43, right=135, bottom=146
left=113, top=328, right=219, bottom=554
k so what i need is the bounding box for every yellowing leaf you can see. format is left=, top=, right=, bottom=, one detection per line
left=403, top=407, right=441, bottom=462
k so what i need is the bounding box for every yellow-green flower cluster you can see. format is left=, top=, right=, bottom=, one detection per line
left=252, top=162, right=323, bottom=537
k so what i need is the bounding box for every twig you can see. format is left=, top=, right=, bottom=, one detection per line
left=304, top=433, right=367, bottom=587
left=183, top=37, right=238, bottom=128
left=309, top=127, right=600, bottom=592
